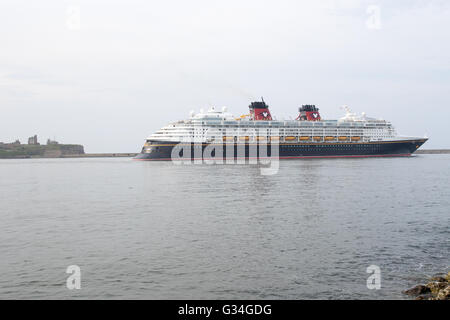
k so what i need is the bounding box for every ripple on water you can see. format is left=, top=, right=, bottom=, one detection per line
left=0, top=156, right=449, bottom=299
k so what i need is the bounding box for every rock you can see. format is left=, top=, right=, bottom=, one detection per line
left=403, top=285, right=431, bottom=296
left=415, top=294, right=432, bottom=300
left=436, top=285, right=450, bottom=300
left=430, top=276, right=447, bottom=282
left=403, top=271, right=450, bottom=299
left=445, top=272, right=450, bottom=282
left=427, top=281, right=448, bottom=294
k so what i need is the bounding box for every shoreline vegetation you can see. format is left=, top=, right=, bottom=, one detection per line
left=403, top=272, right=450, bottom=300
left=0, top=143, right=85, bottom=159
left=1, top=149, right=450, bottom=159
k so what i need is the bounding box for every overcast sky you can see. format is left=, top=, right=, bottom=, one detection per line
left=1, top=0, right=449, bottom=152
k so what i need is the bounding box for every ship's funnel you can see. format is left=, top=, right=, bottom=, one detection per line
left=249, top=99, right=272, bottom=121
left=296, top=104, right=321, bottom=121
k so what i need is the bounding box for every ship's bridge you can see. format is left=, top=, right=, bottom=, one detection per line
left=338, top=106, right=389, bottom=125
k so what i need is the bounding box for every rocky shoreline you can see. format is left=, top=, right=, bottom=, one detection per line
left=403, top=272, right=450, bottom=300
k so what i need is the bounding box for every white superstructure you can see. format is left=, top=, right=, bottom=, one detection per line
left=146, top=105, right=418, bottom=144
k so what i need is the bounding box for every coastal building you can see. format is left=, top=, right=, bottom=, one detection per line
left=28, top=135, right=39, bottom=145
left=0, top=140, right=20, bottom=145
left=47, top=139, right=59, bottom=145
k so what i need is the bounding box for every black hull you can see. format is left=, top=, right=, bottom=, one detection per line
left=134, top=139, right=428, bottom=161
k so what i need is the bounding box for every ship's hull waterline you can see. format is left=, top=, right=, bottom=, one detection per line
left=134, top=138, right=428, bottom=161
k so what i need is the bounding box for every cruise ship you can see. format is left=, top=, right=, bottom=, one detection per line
left=135, top=100, right=428, bottom=161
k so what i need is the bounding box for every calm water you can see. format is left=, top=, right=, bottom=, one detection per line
left=0, top=155, right=448, bottom=299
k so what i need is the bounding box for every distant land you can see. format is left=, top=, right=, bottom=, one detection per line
left=0, top=135, right=84, bottom=159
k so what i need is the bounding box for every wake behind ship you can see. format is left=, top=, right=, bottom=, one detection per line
left=135, top=100, right=428, bottom=161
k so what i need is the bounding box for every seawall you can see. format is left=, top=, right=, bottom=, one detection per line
left=58, top=149, right=450, bottom=158
left=61, top=153, right=138, bottom=158
left=415, top=149, right=450, bottom=154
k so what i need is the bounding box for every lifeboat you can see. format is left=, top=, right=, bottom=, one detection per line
left=285, top=136, right=297, bottom=141
left=338, top=136, right=349, bottom=141
left=239, top=136, right=250, bottom=141
left=313, top=136, right=322, bottom=141
left=299, top=136, right=311, bottom=141
left=223, top=136, right=234, bottom=142
left=270, top=136, right=280, bottom=141
left=325, top=136, right=336, bottom=141
left=256, top=136, right=267, bottom=141
left=235, top=114, right=250, bottom=120
left=351, top=137, right=361, bottom=141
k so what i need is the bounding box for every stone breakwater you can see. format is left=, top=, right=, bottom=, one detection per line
left=61, top=153, right=138, bottom=158
left=403, top=272, right=450, bottom=300
left=415, top=149, right=450, bottom=154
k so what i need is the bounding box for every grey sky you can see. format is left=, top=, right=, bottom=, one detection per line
left=1, top=0, right=449, bottom=152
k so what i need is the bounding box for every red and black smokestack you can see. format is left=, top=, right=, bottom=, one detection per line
left=249, top=98, right=272, bottom=121
left=296, top=104, right=321, bottom=121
